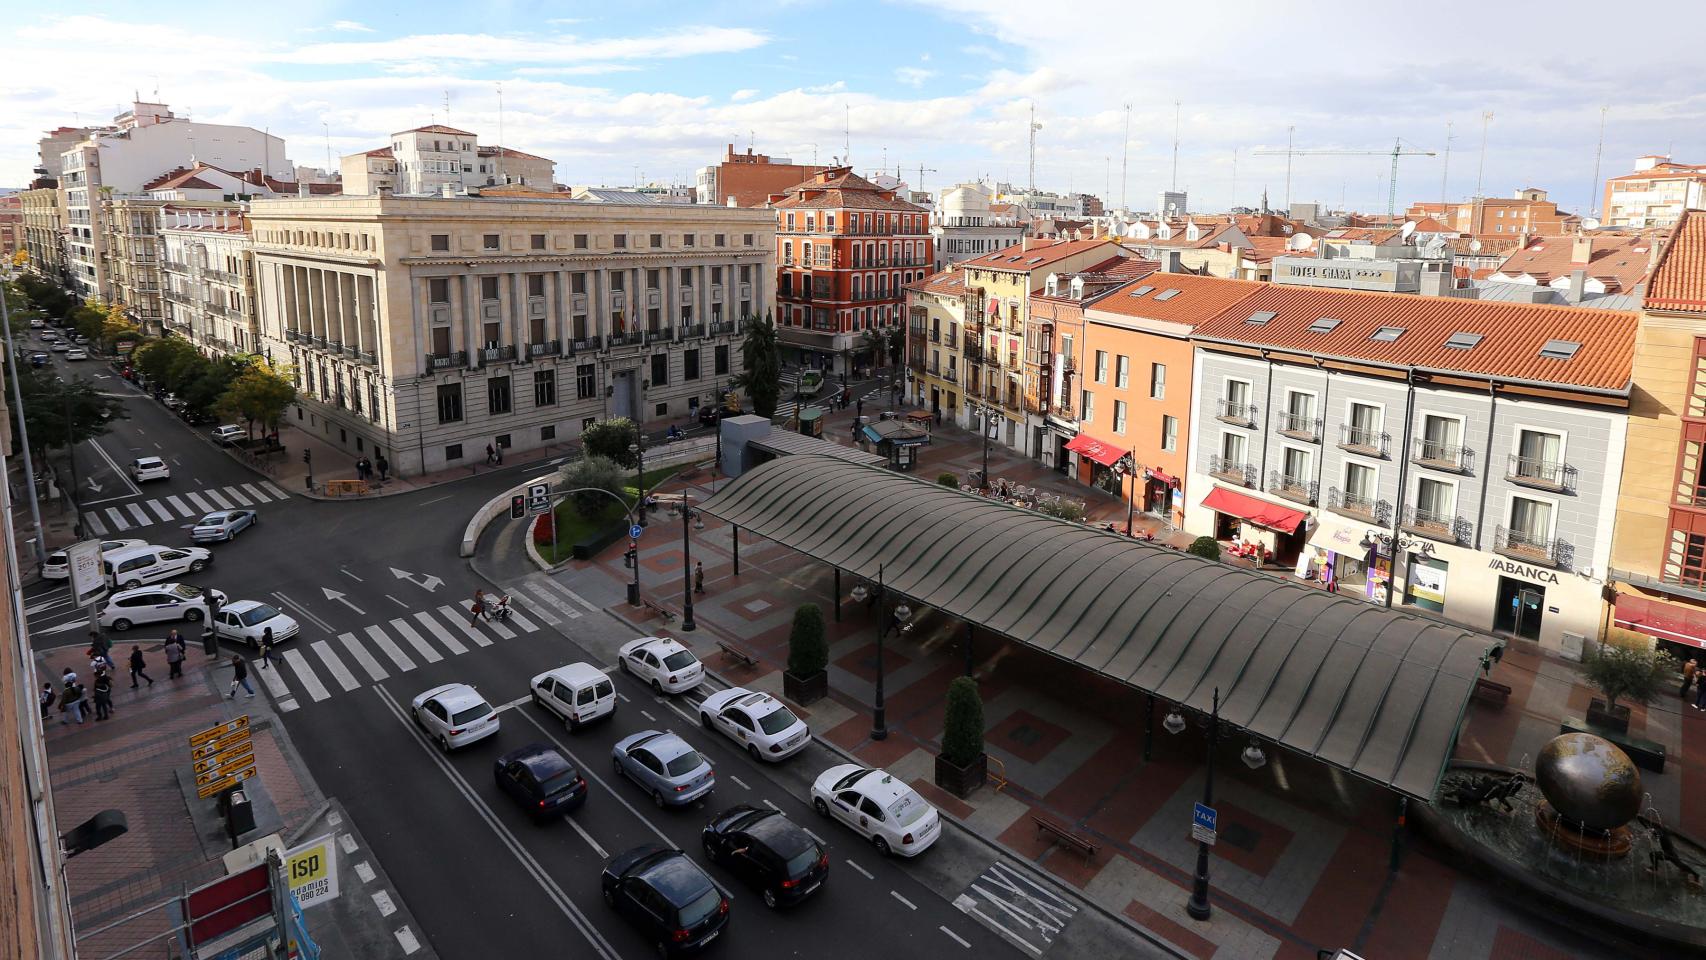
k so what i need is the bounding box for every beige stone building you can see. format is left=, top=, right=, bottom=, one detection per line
left=19, top=186, right=65, bottom=281
left=247, top=193, right=774, bottom=475
left=161, top=208, right=258, bottom=356
left=339, top=125, right=557, bottom=196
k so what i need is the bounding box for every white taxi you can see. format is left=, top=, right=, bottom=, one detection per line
left=810, top=764, right=941, bottom=857
left=617, top=636, right=704, bottom=694
left=699, top=688, right=810, bottom=761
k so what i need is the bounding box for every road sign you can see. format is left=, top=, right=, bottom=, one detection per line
left=284, top=834, right=341, bottom=908
left=527, top=483, right=551, bottom=515
left=189, top=715, right=251, bottom=748
left=195, top=760, right=258, bottom=799
left=193, top=740, right=255, bottom=776
left=1191, top=802, right=1218, bottom=846
left=65, top=539, right=107, bottom=608
left=629, top=524, right=644, bottom=540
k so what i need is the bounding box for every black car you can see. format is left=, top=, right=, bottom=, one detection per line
left=493, top=743, right=587, bottom=819
left=702, top=805, right=827, bottom=909
left=601, top=844, right=728, bottom=955
left=30, top=353, right=48, bottom=368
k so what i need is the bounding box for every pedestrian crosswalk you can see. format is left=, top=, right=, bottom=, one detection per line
left=84, top=481, right=292, bottom=537
left=253, top=577, right=600, bottom=713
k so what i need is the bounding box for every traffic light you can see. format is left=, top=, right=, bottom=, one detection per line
left=509, top=495, right=526, bottom=520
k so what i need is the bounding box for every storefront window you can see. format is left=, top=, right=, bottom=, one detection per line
left=1404, top=554, right=1448, bottom=613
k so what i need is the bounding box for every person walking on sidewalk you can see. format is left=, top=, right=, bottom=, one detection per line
left=1683, top=658, right=1700, bottom=700
left=39, top=683, right=56, bottom=721
left=258, top=628, right=282, bottom=669
left=228, top=656, right=255, bottom=699
left=92, top=669, right=113, bottom=721
left=165, top=630, right=185, bottom=679
left=376, top=454, right=389, bottom=482
left=128, top=645, right=154, bottom=689
left=694, top=560, right=705, bottom=595
left=61, top=676, right=85, bottom=725
left=468, top=589, right=487, bottom=627
left=485, top=443, right=497, bottom=466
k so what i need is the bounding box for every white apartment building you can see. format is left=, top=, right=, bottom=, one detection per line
left=931, top=182, right=1028, bottom=272
left=247, top=193, right=774, bottom=475
left=339, top=125, right=556, bottom=196
left=1601, top=155, right=1706, bottom=229
left=161, top=208, right=258, bottom=356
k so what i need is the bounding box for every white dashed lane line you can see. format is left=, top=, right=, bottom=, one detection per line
left=727, top=774, right=749, bottom=790
left=940, top=926, right=971, bottom=948
left=845, top=859, right=874, bottom=880
left=891, top=891, right=918, bottom=910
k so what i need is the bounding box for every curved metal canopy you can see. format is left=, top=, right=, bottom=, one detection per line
left=700, top=455, right=1500, bottom=801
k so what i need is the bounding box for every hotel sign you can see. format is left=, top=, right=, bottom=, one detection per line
left=1278, top=262, right=1397, bottom=284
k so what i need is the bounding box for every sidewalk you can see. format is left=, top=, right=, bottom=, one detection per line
left=551, top=409, right=1644, bottom=960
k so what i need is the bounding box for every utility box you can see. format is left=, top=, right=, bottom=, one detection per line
left=225, top=790, right=256, bottom=841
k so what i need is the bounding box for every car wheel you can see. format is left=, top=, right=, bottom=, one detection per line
left=650, top=679, right=663, bottom=695
left=183, top=609, right=203, bottom=622
left=813, top=798, right=829, bottom=817
left=111, top=619, right=131, bottom=632
left=748, top=743, right=764, bottom=761
left=872, top=836, right=891, bottom=856
left=531, top=690, right=544, bottom=709
left=763, top=888, right=779, bottom=909
left=123, top=579, right=142, bottom=590
left=612, top=756, right=624, bottom=778
left=702, top=834, right=718, bottom=858
left=566, top=716, right=580, bottom=732
left=602, top=886, right=615, bottom=908
left=189, top=559, right=207, bottom=573
left=620, top=657, right=631, bottom=675
left=437, top=734, right=450, bottom=753
left=653, top=790, right=667, bottom=809
left=700, top=712, right=713, bottom=730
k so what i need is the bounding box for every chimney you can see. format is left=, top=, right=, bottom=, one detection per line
left=1571, top=235, right=1594, bottom=264
left=376, top=183, right=392, bottom=198
left=1161, top=250, right=1183, bottom=273
left=1566, top=268, right=1587, bottom=304
left=1022, top=236, right=1031, bottom=252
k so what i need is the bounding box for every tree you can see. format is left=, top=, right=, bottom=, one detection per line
left=786, top=603, right=827, bottom=677
left=1584, top=631, right=1677, bottom=711
left=557, top=455, right=627, bottom=519
left=581, top=418, right=640, bottom=468
left=218, top=363, right=296, bottom=439
left=99, top=300, right=139, bottom=352
left=937, top=472, right=959, bottom=488
left=181, top=355, right=253, bottom=418
left=71, top=302, right=106, bottom=344
left=10, top=249, right=27, bottom=268
left=134, top=338, right=200, bottom=386
left=1187, top=536, right=1222, bottom=561
left=1037, top=498, right=1088, bottom=522
left=732, top=310, right=781, bottom=418
left=941, top=677, right=985, bottom=766
left=14, top=367, right=126, bottom=457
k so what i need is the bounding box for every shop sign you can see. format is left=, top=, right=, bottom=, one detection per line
left=1409, top=560, right=1448, bottom=606
left=1487, top=558, right=1560, bottom=584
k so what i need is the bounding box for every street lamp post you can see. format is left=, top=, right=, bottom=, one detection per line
left=1114, top=451, right=1138, bottom=536
left=850, top=564, right=912, bottom=741
left=671, top=498, right=704, bottom=631
left=630, top=439, right=647, bottom=526
left=1, top=278, right=48, bottom=563
left=1184, top=687, right=1220, bottom=921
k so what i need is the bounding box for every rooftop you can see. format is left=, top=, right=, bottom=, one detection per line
left=962, top=237, right=1121, bottom=271
left=770, top=166, right=926, bottom=213
left=1493, top=233, right=1654, bottom=293
left=1646, top=209, right=1706, bottom=314
left=396, top=124, right=476, bottom=137
left=1086, top=272, right=1267, bottom=328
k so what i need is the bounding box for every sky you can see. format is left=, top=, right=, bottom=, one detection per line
left=3, top=1, right=1703, bottom=217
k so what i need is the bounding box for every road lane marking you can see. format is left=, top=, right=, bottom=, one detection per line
left=272, top=592, right=335, bottom=633
left=517, top=581, right=581, bottom=621
left=240, top=483, right=273, bottom=502
left=363, top=625, right=418, bottom=672
left=962, top=901, right=1043, bottom=957
left=280, top=649, right=331, bottom=702
left=508, top=588, right=560, bottom=626
left=432, top=605, right=486, bottom=649
left=495, top=695, right=531, bottom=712
left=940, top=927, right=970, bottom=948
left=224, top=485, right=254, bottom=506
left=535, top=578, right=599, bottom=614
left=387, top=594, right=408, bottom=608
left=204, top=488, right=234, bottom=509
left=262, top=481, right=290, bottom=499
left=86, top=438, right=141, bottom=497
left=310, top=639, right=360, bottom=692
left=341, top=569, right=364, bottom=582
left=892, top=891, right=918, bottom=910
left=395, top=925, right=420, bottom=955
left=484, top=616, right=516, bottom=640
left=640, top=709, right=656, bottom=721
left=420, top=494, right=453, bottom=506
left=560, top=585, right=600, bottom=612
left=104, top=507, right=128, bottom=531
left=185, top=491, right=214, bottom=513
left=387, top=618, right=444, bottom=663
left=803, top=827, right=826, bottom=845
left=728, top=774, right=750, bottom=790
left=255, top=658, right=294, bottom=707
left=125, top=503, right=152, bottom=526
left=417, top=609, right=471, bottom=653
left=505, top=608, right=541, bottom=632
left=336, top=632, right=390, bottom=682
left=165, top=495, right=194, bottom=517
left=147, top=500, right=174, bottom=522
left=84, top=513, right=109, bottom=536
left=564, top=815, right=608, bottom=858
left=846, top=859, right=874, bottom=880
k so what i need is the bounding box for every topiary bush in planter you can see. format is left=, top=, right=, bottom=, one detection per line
left=1187, top=536, right=1222, bottom=562
left=783, top=603, right=828, bottom=705
left=935, top=676, right=988, bottom=798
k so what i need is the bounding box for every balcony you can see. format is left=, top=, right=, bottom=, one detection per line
left=354, top=349, right=377, bottom=364
left=1413, top=439, right=1474, bottom=473
left=1508, top=454, right=1573, bottom=492
left=944, top=369, right=959, bottom=384
left=709, top=320, right=737, bottom=336
left=962, top=344, right=983, bottom=364
left=1327, top=488, right=1391, bottom=525
left=679, top=323, right=706, bottom=340
left=1402, top=505, right=1471, bottom=545
left=643, top=328, right=670, bottom=345
left=477, top=344, right=516, bottom=366
left=1338, top=424, right=1390, bottom=458
left=526, top=340, right=562, bottom=359
left=1266, top=472, right=1318, bottom=505
left=606, top=332, right=633, bottom=348
left=1495, top=526, right=1572, bottom=568
left=425, top=350, right=467, bottom=371
left=1216, top=399, right=1258, bottom=427
left=571, top=334, right=603, bottom=353
left=929, top=329, right=942, bottom=343
left=1206, top=456, right=1257, bottom=487
left=1277, top=413, right=1322, bottom=443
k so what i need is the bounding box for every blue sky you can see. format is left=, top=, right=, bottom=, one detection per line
left=4, top=1, right=1704, bottom=216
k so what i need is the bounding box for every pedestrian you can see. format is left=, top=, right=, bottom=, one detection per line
left=354, top=458, right=367, bottom=481
left=694, top=560, right=705, bottom=595
left=258, top=627, right=281, bottom=669
left=494, top=443, right=503, bottom=465
left=92, top=670, right=113, bottom=721
left=165, top=629, right=185, bottom=679
left=1695, top=673, right=1706, bottom=712
left=469, top=589, right=487, bottom=627
left=39, top=683, right=56, bottom=721
left=61, top=676, right=85, bottom=725
left=1683, top=658, right=1700, bottom=700
left=228, top=656, right=255, bottom=699
left=376, top=454, right=389, bottom=481
left=485, top=443, right=496, bottom=466
left=128, top=645, right=154, bottom=689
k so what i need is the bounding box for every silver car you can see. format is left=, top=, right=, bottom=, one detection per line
left=611, top=730, right=714, bottom=809
left=191, top=509, right=258, bottom=542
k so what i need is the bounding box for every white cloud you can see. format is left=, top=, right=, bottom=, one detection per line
left=730, top=89, right=759, bottom=101
left=803, top=80, right=845, bottom=94
left=895, top=67, right=934, bottom=88
left=276, top=26, right=768, bottom=66
left=513, top=65, right=643, bottom=77
left=330, top=20, right=373, bottom=33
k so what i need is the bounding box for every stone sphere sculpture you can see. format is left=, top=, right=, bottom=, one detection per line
left=1533, top=733, right=1641, bottom=832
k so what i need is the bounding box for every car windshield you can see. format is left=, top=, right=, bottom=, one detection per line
left=451, top=703, right=493, bottom=724
left=239, top=605, right=281, bottom=626
left=887, top=789, right=931, bottom=827
left=785, top=848, right=819, bottom=877
left=757, top=707, right=800, bottom=735
left=677, top=888, right=721, bottom=926
left=664, top=751, right=705, bottom=777
left=833, top=768, right=872, bottom=791
left=167, top=584, right=204, bottom=600
left=540, top=769, right=581, bottom=794
left=197, top=515, right=226, bottom=526
left=662, top=650, right=698, bottom=671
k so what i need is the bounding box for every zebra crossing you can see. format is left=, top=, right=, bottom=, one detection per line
left=84, top=481, right=292, bottom=537
left=256, top=577, right=599, bottom=713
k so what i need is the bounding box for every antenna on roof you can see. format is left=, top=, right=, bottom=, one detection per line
left=444, top=88, right=451, bottom=121
left=1027, top=101, right=1042, bottom=192
left=496, top=82, right=505, bottom=183
left=1171, top=100, right=1182, bottom=192
left=1588, top=105, right=1608, bottom=216
left=1231, top=147, right=1238, bottom=211
left=1120, top=102, right=1131, bottom=212
left=844, top=102, right=850, bottom=167
left=323, top=121, right=331, bottom=176
left=1440, top=119, right=1454, bottom=207
left=1474, top=110, right=1493, bottom=199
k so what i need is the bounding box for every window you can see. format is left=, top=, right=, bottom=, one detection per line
left=715, top=234, right=726, bottom=247
left=650, top=233, right=663, bottom=248
left=613, top=234, right=627, bottom=249
left=541, top=424, right=556, bottom=441
left=1417, top=477, right=1454, bottom=521
left=576, top=364, right=596, bottom=399
left=743, top=233, right=754, bottom=246
left=651, top=353, right=668, bottom=386
left=683, top=234, right=695, bottom=247
left=481, top=276, right=499, bottom=301
left=1283, top=391, right=1314, bottom=434
left=1515, top=428, right=1563, bottom=482
left=1094, top=350, right=1108, bottom=383
left=1444, top=331, right=1482, bottom=350
left=428, top=278, right=449, bottom=303
left=683, top=349, right=700, bottom=381
left=483, top=234, right=500, bottom=250
left=1220, top=431, right=1247, bottom=464
left=1115, top=356, right=1129, bottom=389
left=445, top=443, right=463, bottom=462
left=1150, top=363, right=1165, bottom=399
left=574, top=234, right=588, bottom=249
left=1347, top=402, right=1380, bottom=446
left=1162, top=415, right=1178, bottom=452
left=715, top=344, right=730, bottom=375
left=1113, top=400, right=1127, bottom=434
left=1419, top=414, right=1462, bottom=463
left=611, top=273, right=625, bottom=292
left=528, top=274, right=545, bottom=297
left=1372, top=326, right=1405, bottom=342
left=436, top=383, right=462, bottom=423
left=530, top=233, right=546, bottom=250
left=571, top=273, right=587, bottom=295
left=534, top=369, right=556, bottom=406
left=1343, top=461, right=1375, bottom=501
left=1225, top=378, right=1251, bottom=412
left=1281, top=446, right=1310, bottom=484
left=430, top=234, right=450, bottom=251
left=1308, top=316, right=1342, bottom=333
left=1081, top=389, right=1094, bottom=422
left=488, top=376, right=512, bottom=415
left=647, top=269, right=661, bottom=289
left=1509, top=495, right=1553, bottom=542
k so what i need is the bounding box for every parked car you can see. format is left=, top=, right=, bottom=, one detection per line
left=41, top=539, right=145, bottom=580
left=411, top=683, right=499, bottom=751
left=191, top=509, right=258, bottom=542
left=601, top=845, right=728, bottom=956
left=71, top=334, right=88, bottom=344
left=618, top=636, right=704, bottom=694
left=29, top=353, right=47, bottom=368
left=493, top=743, right=588, bottom=819
left=211, top=424, right=245, bottom=445
left=161, top=394, right=184, bottom=410
left=103, top=544, right=211, bottom=589
left=65, top=347, right=87, bottom=361
left=698, top=688, right=810, bottom=761
left=530, top=662, right=617, bottom=730
left=611, top=730, right=714, bottom=808
left=702, top=804, right=828, bottom=908
left=49, top=342, right=68, bottom=353
left=130, top=456, right=170, bottom=482
left=99, top=583, right=227, bottom=631
left=211, top=600, right=299, bottom=647
left=28, top=317, right=43, bottom=328
left=810, top=764, right=941, bottom=857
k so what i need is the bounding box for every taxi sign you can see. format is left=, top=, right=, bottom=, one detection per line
left=189, top=715, right=251, bottom=748
left=284, top=834, right=341, bottom=908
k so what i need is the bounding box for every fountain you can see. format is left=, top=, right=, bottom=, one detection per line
left=1417, top=732, right=1706, bottom=952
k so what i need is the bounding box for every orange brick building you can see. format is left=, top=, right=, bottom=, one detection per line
left=1405, top=188, right=1579, bottom=238
left=695, top=145, right=826, bottom=208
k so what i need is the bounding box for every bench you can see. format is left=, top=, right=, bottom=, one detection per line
left=1030, top=814, right=1097, bottom=860
left=1472, top=678, right=1512, bottom=708
left=714, top=640, right=758, bottom=669
left=638, top=598, right=677, bottom=623
left=1559, top=717, right=1666, bottom=773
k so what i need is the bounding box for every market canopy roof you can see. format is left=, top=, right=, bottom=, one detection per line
left=700, top=455, right=1500, bottom=801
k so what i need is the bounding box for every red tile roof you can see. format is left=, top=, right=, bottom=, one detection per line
left=1494, top=233, right=1653, bottom=292
left=1244, top=236, right=1312, bottom=263
left=1192, top=282, right=1636, bottom=392
left=1646, top=209, right=1706, bottom=314
left=907, top=267, right=967, bottom=296
left=363, top=146, right=394, bottom=158
left=770, top=166, right=926, bottom=212
left=962, top=238, right=1122, bottom=271
left=1608, top=162, right=1706, bottom=182
left=478, top=145, right=553, bottom=164
left=1087, top=273, right=1267, bottom=327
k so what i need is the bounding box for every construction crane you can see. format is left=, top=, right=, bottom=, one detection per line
left=915, top=163, right=939, bottom=194
left=1251, top=137, right=1436, bottom=221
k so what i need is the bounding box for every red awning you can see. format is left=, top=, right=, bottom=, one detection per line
left=1064, top=433, right=1126, bottom=468
left=1147, top=467, right=1178, bottom=486
left=1202, top=486, right=1308, bottom=534
left=1614, top=593, right=1706, bottom=650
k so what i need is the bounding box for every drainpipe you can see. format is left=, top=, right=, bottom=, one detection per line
left=1259, top=349, right=1274, bottom=483
left=1386, top=367, right=1417, bottom=608
left=1313, top=359, right=1330, bottom=500
left=1472, top=381, right=1497, bottom=552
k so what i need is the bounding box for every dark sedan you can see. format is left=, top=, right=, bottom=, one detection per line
left=702, top=804, right=828, bottom=908
left=493, top=743, right=587, bottom=819
left=601, top=844, right=728, bottom=956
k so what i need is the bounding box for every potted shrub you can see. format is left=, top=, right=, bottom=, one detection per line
left=1187, top=536, right=1222, bottom=561
left=938, top=472, right=959, bottom=488
left=1583, top=630, right=1675, bottom=735
left=934, top=676, right=988, bottom=798
left=783, top=603, right=828, bottom=705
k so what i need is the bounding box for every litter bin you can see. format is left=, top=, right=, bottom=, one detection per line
left=225, top=789, right=255, bottom=841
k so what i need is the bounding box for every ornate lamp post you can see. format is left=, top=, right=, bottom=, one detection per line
left=1113, top=451, right=1139, bottom=536
left=630, top=439, right=647, bottom=526
left=1163, top=688, right=1267, bottom=921
left=668, top=498, right=705, bottom=631
left=850, top=564, right=912, bottom=741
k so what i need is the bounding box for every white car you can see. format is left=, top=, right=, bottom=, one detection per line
left=65, top=347, right=88, bottom=361
left=411, top=683, right=500, bottom=752
left=211, top=424, right=244, bottom=446
left=618, top=637, right=704, bottom=694
left=811, top=764, right=942, bottom=857
left=41, top=539, right=145, bottom=580
left=211, top=600, right=300, bottom=648
left=130, top=456, right=170, bottom=482
left=104, top=545, right=212, bottom=589
left=530, top=662, right=617, bottom=730
left=99, top=583, right=227, bottom=631
left=699, top=688, right=810, bottom=761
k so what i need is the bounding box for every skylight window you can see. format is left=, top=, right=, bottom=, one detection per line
left=1444, top=332, right=1483, bottom=350
left=1154, top=289, right=1181, bottom=301
left=1246, top=310, right=1277, bottom=325
left=1371, top=326, right=1405, bottom=342
left=1308, top=317, right=1342, bottom=333
left=1130, top=285, right=1155, bottom=297
left=1539, top=339, right=1581, bottom=360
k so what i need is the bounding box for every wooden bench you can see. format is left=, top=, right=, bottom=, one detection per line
left=1559, top=717, right=1666, bottom=773
left=1031, top=814, right=1097, bottom=860
left=714, top=640, right=758, bottom=669
left=1472, top=678, right=1512, bottom=708
left=638, top=598, right=677, bottom=622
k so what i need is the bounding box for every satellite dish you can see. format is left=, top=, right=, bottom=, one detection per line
left=1469, top=239, right=1482, bottom=253
left=1400, top=220, right=1418, bottom=241
left=1287, top=233, right=1315, bottom=251
left=1583, top=217, right=1602, bottom=230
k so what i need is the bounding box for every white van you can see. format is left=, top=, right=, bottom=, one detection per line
left=104, top=545, right=212, bottom=589
left=529, top=662, right=617, bottom=730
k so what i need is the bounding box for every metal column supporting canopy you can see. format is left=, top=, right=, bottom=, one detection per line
left=698, top=455, right=1499, bottom=802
